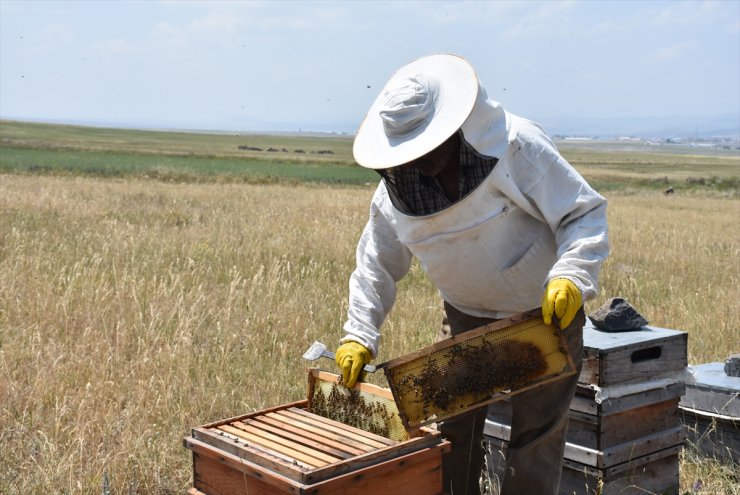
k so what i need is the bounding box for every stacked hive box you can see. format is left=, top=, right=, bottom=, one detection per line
left=485, top=322, right=688, bottom=495
left=679, top=361, right=740, bottom=463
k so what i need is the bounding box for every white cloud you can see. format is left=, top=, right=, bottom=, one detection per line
left=152, top=21, right=187, bottom=48
left=188, top=11, right=245, bottom=33
left=39, top=24, right=75, bottom=45
left=647, top=41, right=694, bottom=63
left=502, top=0, right=579, bottom=40
left=651, top=0, right=724, bottom=27
left=90, top=38, right=139, bottom=57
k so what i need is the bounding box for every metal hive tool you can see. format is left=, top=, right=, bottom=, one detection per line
left=382, top=308, right=576, bottom=430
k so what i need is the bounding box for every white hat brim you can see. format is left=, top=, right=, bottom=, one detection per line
left=353, top=54, right=479, bottom=170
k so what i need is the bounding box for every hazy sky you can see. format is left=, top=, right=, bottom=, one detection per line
left=1, top=0, right=739, bottom=132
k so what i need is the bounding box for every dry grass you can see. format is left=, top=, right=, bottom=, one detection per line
left=589, top=193, right=739, bottom=363
left=0, top=174, right=737, bottom=493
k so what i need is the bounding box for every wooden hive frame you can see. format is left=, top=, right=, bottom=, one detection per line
left=382, top=308, right=576, bottom=430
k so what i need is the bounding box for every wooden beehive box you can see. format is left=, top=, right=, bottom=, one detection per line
left=558, top=446, right=681, bottom=495
left=184, top=387, right=451, bottom=494
left=484, top=322, right=688, bottom=494
left=484, top=424, right=683, bottom=495
left=488, top=390, right=683, bottom=452
left=570, top=382, right=685, bottom=417
left=679, top=361, right=740, bottom=463
left=579, top=323, right=688, bottom=387
left=485, top=414, right=684, bottom=470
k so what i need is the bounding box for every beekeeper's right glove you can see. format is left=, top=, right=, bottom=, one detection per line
left=542, top=278, right=582, bottom=329
left=335, top=341, right=371, bottom=388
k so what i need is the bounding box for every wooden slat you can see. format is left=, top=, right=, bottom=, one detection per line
left=263, top=411, right=377, bottom=453
left=304, top=442, right=451, bottom=494
left=217, top=424, right=330, bottom=467
left=304, top=432, right=445, bottom=485
left=382, top=308, right=543, bottom=369
left=253, top=415, right=367, bottom=456
left=572, top=382, right=685, bottom=416
left=560, top=452, right=679, bottom=495
left=284, top=407, right=394, bottom=448
left=227, top=422, right=343, bottom=464
left=566, top=399, right=681, bottom=450
left=189, top=428, right=309, bottom=481
left=309, top=368, right=396, bottom=401
left=186, top=436, right=303, bottom=493
left=193, top=452, right=284, bottom=495
left=235, top=419, right=355, bottom=459
left=485, top=419, right=686, bottom=469
left=206, top=426, right=315, bottom=469
left=199, top=399, right=309, bottom=429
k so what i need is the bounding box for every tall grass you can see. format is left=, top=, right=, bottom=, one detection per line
left=0, top=175, right=737, bottom=493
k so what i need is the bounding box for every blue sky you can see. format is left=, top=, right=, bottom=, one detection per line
left=1, top=0, right=738, bottom=134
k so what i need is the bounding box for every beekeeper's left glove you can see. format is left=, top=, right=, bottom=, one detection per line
left=542, top=278, right=582, bottom=329
left=335, top=341, right=372, bottom=388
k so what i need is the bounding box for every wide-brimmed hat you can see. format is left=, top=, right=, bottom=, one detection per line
left=353, top=54, right=479, bottom=169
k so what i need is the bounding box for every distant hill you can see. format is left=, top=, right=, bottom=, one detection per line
left=538, top=113, right=739, bottom=140
left=2, top=112, right=738, bottom=140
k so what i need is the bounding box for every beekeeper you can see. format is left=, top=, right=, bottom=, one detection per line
left=335, top=54, right=609, bottom=495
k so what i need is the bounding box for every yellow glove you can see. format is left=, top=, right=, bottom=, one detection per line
left=335, top=341, right=372, bottom=388
left=542, top=278, right=582, bottom=329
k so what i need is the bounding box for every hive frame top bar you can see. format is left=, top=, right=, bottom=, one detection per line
left=382, top=308, right=548, bottom=369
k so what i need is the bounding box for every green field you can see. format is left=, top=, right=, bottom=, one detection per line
left=0, top=120, right=738, bottom=494
left=2, top=119, right=738, bottom=194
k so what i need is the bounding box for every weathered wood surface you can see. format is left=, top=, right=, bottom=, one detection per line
left=680, top=362, right=740, bottom=417
left=188, top=434, right=450, bottom=495
left=189, top=437, right=303, bottom=495
left=559, top=451, right=679, bottom=495
left=484, top=417, right=684, bottom=468
left=566, top=399, right=681, bottom=450
left=485, top=435, right=680, bottom=495
left=185, top=401, right=449, bottom=494
left=572, top=382, right=685, bottom=415
left=680, top=406, right=739, bottom=463
left=579, top=324, right=688, bottom=387
left=488, top=394, right=683, bottom=450
left=198, top=399, right=309, bottom=429
left=301, top=444, right=450, bottom=495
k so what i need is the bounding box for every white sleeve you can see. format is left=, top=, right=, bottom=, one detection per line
left=341, top=188, right=413, bottom=357
left=521, top=143, right=610, bottom=301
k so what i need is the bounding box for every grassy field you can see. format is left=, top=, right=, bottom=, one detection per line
left=2, top=119, right=738, bottom=194
left=0, top=121, right=738, bottom=494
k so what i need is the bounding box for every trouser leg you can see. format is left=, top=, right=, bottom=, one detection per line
left=438, top=301, right=500, bottom=495
left=439, top=302, right=585, bottom=495
left=500, top=308, right=585, bottom=495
